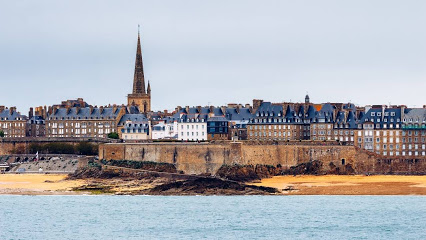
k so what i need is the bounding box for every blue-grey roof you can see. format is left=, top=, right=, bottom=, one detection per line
left=403, top=108, right=426, bottom=124
left=118, top=114, right=148, bottom=126
left=0, top=110, right=27, bottom=121
left=207, top=116, right=228, bottom=122
left=359, top=107, right=402, bottom=128
left=224, top=108, right=254, bottom=121
left=48, top=107, right=120, bottom=120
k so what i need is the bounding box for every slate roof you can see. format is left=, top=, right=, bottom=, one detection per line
left=48, top=107, right=120, bottom=120
left=0, top=110, right=27, bottom=121
left=403, top=108, right=426, bottom=124
left=118, top=114, right=148, bottom=126
left=359, top=107, right=403, bottom=128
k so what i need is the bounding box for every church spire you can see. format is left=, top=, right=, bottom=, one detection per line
left=147, top=81, right=151, bottom=95
left=132, top=25, right=146, bottom=94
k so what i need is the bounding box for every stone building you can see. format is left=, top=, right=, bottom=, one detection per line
left=127, top=30, right=151, bottom=113
left=225, top=105, right=253, bottom=140
left=45, top=105, right=125, bottom=138
left=119, top=114, right=151, bottom=141
left=310, top=103, right=359, bottom=144
left=52, top=98, right=90, bottom=108
left=26, top=107, right=45, bottom=137
left=0, top=106, right=27, bottom=138
left=401, top=108, right=426, bottom=157
left=247, top=102, right=306, bottom=141
left=27, top=116, right=45, bottom=137
left=355, top=106, right=404, bottom=156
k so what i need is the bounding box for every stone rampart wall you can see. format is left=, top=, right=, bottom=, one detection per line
left=99, top=142, right=426, bottom=175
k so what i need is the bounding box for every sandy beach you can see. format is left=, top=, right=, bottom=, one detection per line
left=0, top=174, right=84, bottom=195
left=1, top=174, right=426, bottom=195
left=252, top=175, right=426, bottom=195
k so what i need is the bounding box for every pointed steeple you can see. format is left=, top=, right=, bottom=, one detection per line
left=132, top=25, right=146, bottom=94
left=147, top=80, right=151, bottom=95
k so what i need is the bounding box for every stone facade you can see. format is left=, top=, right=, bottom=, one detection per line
left=45, top=106, right=124, bottom=138
left=99, top=142, right=426, bottom=175
left=0, top=106, right=27, bottom=138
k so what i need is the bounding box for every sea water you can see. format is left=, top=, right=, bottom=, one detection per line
left=0, top=195, right=425, bottom=240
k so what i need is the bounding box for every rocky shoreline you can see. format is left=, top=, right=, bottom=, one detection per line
left=68, top=167, right=279, bottom=195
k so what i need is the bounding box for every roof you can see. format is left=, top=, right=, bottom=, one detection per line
left=48, top=107, right=120, bottom=120
left=403, top=108, right=426, bottom=123
left=0, top=110, right=27, bottom=121
left=118, top=114, right=148, bottom=126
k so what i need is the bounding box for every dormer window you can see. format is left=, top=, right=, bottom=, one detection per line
left=377, top=112, right=381, bottom=116
left=371, top=112, right=375, bottom=116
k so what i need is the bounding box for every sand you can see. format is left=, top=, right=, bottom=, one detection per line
left=251, top=175, right=426, bottom=195
left=1, top=174, right=426, bottom=195
left=0, top=174, right=85, bottom=195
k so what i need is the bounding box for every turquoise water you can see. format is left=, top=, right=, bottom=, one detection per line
left=0, top=196, right=425, bottom=240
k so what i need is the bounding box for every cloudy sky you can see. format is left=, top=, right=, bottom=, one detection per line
left=1, top=0, right=425, bottom=113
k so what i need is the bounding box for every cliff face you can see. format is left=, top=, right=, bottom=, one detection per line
left=99, top=142, right=426, bottom=175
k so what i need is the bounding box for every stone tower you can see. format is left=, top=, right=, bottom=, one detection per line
left=127, top=28, right=151, bottom=113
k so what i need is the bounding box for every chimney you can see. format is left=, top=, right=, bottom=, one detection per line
left=28, top=108, right=33, bottom=119
left=209, top=106, right=214, bottom=114
left=48, top=106, right=53, bottom=116
left=252, top=99, right=263, bottom=112
left=66, top=106, right=71, bottom=114
left=185, top=106, right=190, bottom=114
left=197, top=106, right=202, bottom=113
left=43, top=106, right=47, bottom=119
left=249, top=106, right=254, bottom=114
left=0, top=106, right=5, bottom=113
left=112, top=104, right=117, bottom=113
left=245, top=104, right=250, bottom=108
left=100, top=106, right=104, bottom=114
left=75, top=107, right=80, bottom=114
left=236, top=105, right=240, bottom=114
left=221, top=106, right=226, bottom=116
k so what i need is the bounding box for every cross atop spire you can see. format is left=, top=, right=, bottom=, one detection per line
left=132, top=26, right=146, bottom=94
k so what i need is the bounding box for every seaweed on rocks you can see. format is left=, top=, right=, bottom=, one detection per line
left=146, top=177, right=279, bottom=195
left=282, top=160, right=324, bottom=175
left=216, top=164, right=281, bottom=182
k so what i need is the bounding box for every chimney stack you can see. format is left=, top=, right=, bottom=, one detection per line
left=29, top=108, right=34, bottom=119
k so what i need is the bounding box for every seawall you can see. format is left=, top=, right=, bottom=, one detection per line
left=99, top=142, right=426, bottom=175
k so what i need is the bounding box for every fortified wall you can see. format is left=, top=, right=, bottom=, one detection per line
left=0, top=137, right=116, bottom=155
left=99, top=142, right=426, bottom=175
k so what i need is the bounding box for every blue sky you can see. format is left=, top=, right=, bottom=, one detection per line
left=0, top=0, right=425, bottom=113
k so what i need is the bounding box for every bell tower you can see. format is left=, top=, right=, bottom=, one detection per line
left=127, top=26, right=151, bottom=113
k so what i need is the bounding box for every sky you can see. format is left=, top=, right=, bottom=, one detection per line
left=0, top=0, right=425, bottom=114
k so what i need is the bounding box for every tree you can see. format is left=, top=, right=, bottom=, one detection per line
left=0, top=130, right=4, bottom=138
left=107, top=132, right=119, bottom=139
left=76, top=142, right=98, bottom=155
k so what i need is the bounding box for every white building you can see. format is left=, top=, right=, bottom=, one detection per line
left=152, top=120, right=178, bottom=140
left=177, top=118, right=207, bottom=141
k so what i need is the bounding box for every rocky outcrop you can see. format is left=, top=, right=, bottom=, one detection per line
left=216, top=164, right=281, bottom=181
left=145, top=178, right=278, bottom=195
